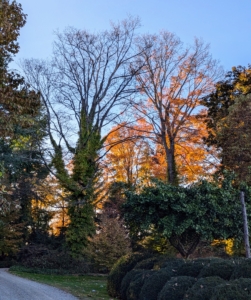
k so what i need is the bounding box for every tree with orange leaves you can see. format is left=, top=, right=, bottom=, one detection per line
left=150, top=115, right=218, bottom=185
left=132, top=32, right=222, bottom=184
left=104, top=123, right=152, bottom=186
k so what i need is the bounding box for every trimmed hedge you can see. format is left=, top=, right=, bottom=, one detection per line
left=139, top=268, right=174, bottom=300
left=107, top=252, right=152, bottom=298
left=158, top=276, right=196, bottom=300
left=121, top=269, right=146, bottom=300
left=211, top=279, right=251, bottom=300
left=134, top=256, right=163, bottom=270
left=176, top=258, right=222, bottom=277
left=198, top=260, right=235, bottom=280
left=126, top=270, right=152, bottom=300
left=185, top=276, right=225, bottom=300
left=108, top=255, right=251, bottom=299
left=159, top=258, right=185, bottom=271
left=231, top=259, right=251, bottom=279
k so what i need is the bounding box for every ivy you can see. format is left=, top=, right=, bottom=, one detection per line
left=123, top=177, right=245, bottom=258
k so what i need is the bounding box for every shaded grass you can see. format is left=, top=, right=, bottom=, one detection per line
left=9, top=269, right=113, bottom=300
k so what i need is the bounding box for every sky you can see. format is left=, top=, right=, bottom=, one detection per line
left=12, top=0, right=251, bottom=74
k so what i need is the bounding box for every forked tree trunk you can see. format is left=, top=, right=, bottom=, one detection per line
left=169, top=230, right=201, bottom=259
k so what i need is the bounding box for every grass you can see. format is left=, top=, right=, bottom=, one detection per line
left=9, top=269, right=114, bottom=300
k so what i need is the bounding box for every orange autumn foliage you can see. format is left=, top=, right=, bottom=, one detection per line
left=104, top=123, right=152, bottom=186
left=104, top=117, right=218, bottom=185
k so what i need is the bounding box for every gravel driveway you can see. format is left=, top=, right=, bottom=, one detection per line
left=0, top=269, right=78, bottom=300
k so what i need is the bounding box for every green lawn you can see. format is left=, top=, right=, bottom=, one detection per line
left=9, top=270, right=113, bottom=300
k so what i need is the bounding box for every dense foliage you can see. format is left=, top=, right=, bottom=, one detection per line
left=107, top=256, right=251, bottom=299
left=107, top=252, right=152, bottom=298
left=123, top=177, right=244, bottom=257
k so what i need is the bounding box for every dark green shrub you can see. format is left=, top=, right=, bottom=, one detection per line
left=158, top=276, right=196, bottom=300
left=198, top=260, right=235, bottom=280
left=231, top=259, right=251, bottom=279
left=134, top=256, right=162, bottom=270
left=211, top=279, right=251, bottom=300
left=159, top=257, right=185, bottom=269
left=126, top=270, right=152, bottom=300
left=233, top=278, right=251, bottom=293
left=0, top=259, right=16, bottom=268
left=107, top=252, right=152, bottom=298
left=139, top=268, right=174, bottom=300
left=120, top=269, right=147, bottom=300
left=18, top=250, right=91, bottom=274
left=177, top=258, right=221, bottom=277
left=185, top=276, right=225, bottom=299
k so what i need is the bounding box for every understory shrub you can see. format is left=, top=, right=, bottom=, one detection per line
left=185, top=276, right=225, bottom=300
left=158, top=276, right=196, bottom=300
left=139, top=268, right=174, bottom=300
left=211, top=279, right=251, bottom=300
left=231, top=259, right=251, bottom=279
left=126, top=270, right=152, bottom=300
left=198, top=260, right=235, bottom=280
left=17, top=248, right=91, bottom=274
left=0, top=259, right=16, bottom=268
left=107, top=252, right=153, bottom=298
left=86, top=212, right=132, bottom=272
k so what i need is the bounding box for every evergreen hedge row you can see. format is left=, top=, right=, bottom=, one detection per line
left=107, top=255, right=251, bottom=300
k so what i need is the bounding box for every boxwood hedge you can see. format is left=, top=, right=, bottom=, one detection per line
left=231, top=259, right=251, bottom=280
left=185, top=276, right=226, bottom=300
left=198, top=260, right=235, bottom=280
left=211, top=279, right=251, bottom=300
left=158, top=276, right=196, bottom=300
left=126, top=270, right=152, bottom=300
left=120, top=269, right=145, bottom=300
left=107, top=252, right=152, bottom=298
left=176, top=258, right=222, bottom=277
left=139, top=268, right=174, bottom=300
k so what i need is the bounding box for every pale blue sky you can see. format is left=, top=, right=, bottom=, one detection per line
left=13, top=0, right=251, bottom=72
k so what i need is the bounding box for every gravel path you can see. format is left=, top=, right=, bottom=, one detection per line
left=0, top=269, right=78, bottom=300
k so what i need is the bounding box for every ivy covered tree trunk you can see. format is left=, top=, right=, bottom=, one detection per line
left=22, top=18, right=143, bottom=256
left=51, top=115, right=103, bottom=257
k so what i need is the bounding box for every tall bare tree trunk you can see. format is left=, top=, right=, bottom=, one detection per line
left=240, top=191, right=250, bottom=258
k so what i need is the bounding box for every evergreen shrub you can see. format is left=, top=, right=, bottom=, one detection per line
left=107, top=252, right=152, bottom=298
left=126, top=270, right=152, bottom=300
left=158, top=276, right=196, bottom=300
left=211, top=279, right=251, bottom=300
left=18, top=248, right=92, bottom=274
left=159, top=257, right=185, bottom=270
left=231, top=258, right=251, bottom=279
left=134, top=256, right=162, bottom=270
left=139, top=268, right=174, bottom=300
left=198, top=260, right=235, bottom=280
left=176, top=258, right=221, bottom=277
left=185, top=276, right=225, bottom=300
left=120, top=269, right=147, bottom=300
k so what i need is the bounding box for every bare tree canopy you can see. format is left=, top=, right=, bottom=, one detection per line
left=132, top=32, right=223, bottom=184
left=22, top=17, right=142, bottom=155
left=21, top=17, right=143, bottom=256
